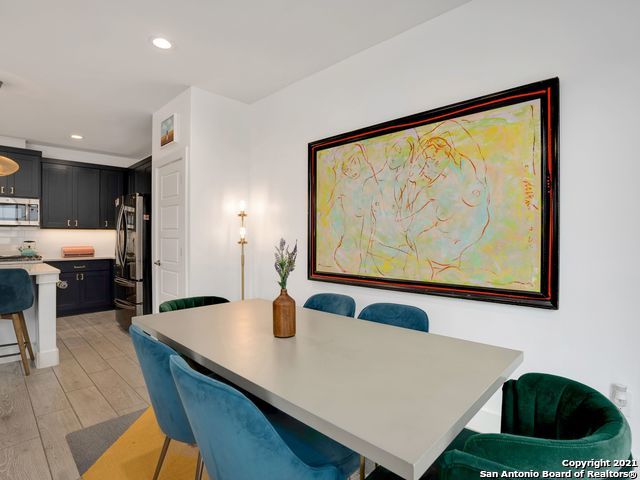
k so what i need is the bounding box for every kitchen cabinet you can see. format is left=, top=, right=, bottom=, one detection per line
left=74, top=166, right=100, bottom=228
left=126, top=156, right=151, bottom=195
left=0, top=146, right=41, bottom=198
left=48, top=259, right=114, bottom=316
left=100, top=169, right=124, bottom=228
left=41, top=160, right=124, bottom=229
left=41, top=163, right=74, bottom=228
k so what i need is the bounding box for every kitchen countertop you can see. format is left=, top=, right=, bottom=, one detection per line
left=44, top=256, right=115, bottom=262
left=0, top=262, right=60, bottom=276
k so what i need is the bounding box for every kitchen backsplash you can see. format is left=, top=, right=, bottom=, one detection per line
left=0, top=227, right=116, bottom=259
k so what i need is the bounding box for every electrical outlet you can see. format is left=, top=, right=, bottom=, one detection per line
left=611, top=383, right=630, bottom=417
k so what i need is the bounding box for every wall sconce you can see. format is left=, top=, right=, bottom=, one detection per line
left=238, top=201, right=248, bottom=300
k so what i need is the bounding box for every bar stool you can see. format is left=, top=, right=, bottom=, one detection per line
left=0, top=268, right=35, bottom=375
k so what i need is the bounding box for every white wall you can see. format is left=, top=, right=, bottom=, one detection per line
left=152, top=87, right=249, bottom=304
left=0, top=135, right=26, bottom=148
left=188, top=88, right=250, bottom=300
left=247, top=0, right=640, bottom=455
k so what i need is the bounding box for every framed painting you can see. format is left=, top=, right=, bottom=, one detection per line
left=160, top=113, right=178, bottom=147
left=308, top=78, right=559, bottom=309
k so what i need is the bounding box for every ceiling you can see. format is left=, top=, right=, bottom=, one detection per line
left=0, top=0, right=469, bottom=158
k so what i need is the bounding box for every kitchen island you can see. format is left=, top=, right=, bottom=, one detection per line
left=0, top=263, right=60, bottom=369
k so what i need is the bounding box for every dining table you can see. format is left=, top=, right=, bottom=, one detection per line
left=133, top=298, right=523, bottom=480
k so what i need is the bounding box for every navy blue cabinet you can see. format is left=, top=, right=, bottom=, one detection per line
left=74, top=166, right=100, bottom=228
left=100, top=169, right=124, bottom=229
left=41, top=160, right=125, bottom=229
left=126, top=157, right=151, bottom=195
left=0, top=146, right=41, bottom=198
left=41, top=163, right=74, bottom=228
left=49, top=260, right=114, bottom=317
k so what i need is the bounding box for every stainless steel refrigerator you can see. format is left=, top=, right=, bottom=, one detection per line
left=114, top=193, right=151, bottom=329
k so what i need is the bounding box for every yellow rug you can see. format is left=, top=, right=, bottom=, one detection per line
left=83, top=408, right=209, bottom=480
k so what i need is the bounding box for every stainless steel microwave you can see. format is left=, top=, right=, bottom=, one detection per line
left=0, top=197, right=40, bottom=226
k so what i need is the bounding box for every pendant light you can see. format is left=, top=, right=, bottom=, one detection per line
left=0, top=155, right=20, bottom=176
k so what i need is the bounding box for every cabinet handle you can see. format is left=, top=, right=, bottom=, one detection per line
left=1, top=186, right=4, bottom=194
left=73, top=265, right=86, bottom=270
left=81, top=273, right=84, bottom=280
left=75, top=220, right=78, bottom=227
left=105, top=220, right=108, bottom=227
left=76, top=273, right=79, bottom=280
left=67, top=219, right=71, bottom=227
left=57, top=281, right=68, bottom=289
left=10, top=187, right=14, bottom=195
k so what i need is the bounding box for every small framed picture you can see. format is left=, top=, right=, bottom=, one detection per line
left=160, top=113, right=178, bottom=147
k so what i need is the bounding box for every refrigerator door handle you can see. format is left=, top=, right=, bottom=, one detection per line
left=115, top=203, right=126, bottom=267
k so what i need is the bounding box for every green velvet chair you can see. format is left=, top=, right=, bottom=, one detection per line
left=367, top=373, right=632, bottom=479
left=159, top=296, right=229, bottom=313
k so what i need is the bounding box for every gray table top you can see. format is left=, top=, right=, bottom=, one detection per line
left=133, top=298, right=522, bottom=480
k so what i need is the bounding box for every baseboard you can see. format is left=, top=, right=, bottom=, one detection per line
left=35, top=348, right=59, bottom=368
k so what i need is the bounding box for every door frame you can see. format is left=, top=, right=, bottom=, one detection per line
left=152, top=147, right=189, bottom=312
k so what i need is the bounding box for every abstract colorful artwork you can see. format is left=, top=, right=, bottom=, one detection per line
left=308, top=79, right=559, bottom=308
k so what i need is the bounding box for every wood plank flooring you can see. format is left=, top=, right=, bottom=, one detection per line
left=0, top=310, right=369, bottom=480
left=0, top=310, right=150, bottom=480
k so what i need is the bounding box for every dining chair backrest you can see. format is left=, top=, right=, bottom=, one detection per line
left=170, top=355, right=341, bottom=480
left=159, top=295, right=229, bottom=313
left=357, top=303, right=428, bottom=332
left=303, top=293, right=356, bottom=318
left=0, top=268, right=34, bottom=315
left=129, top=325, right=195, bottom=444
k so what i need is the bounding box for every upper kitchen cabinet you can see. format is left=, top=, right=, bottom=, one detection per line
left=74, top=166, right=101, bottom=228
left=100, top=169, right=124, bottom=229
left=0, top=146, right=41, bottom=198
left=41, top=163, right=74, bottom=228
left=126, top=156, right=151, bottom=195
left=41, top=159, right=125, bottom=229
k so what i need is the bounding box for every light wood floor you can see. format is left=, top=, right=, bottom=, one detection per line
left=0, top=311, right=369, bottom=480
left=0, top=310, right=150, bottom=480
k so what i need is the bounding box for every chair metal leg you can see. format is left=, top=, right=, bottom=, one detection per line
left=152, top=436, right=171, bottom=480
left=195, top=451, right=204, bottom=480
left=360, top=455, right=366, bottom=480
left=18, top=312, right=34, bottom=361
left=11, top=313, right=30, bottom=375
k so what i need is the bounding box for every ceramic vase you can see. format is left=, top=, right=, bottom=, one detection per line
left=273, top=288, right=296, bottom=338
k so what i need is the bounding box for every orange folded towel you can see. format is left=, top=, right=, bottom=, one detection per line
left=62, top=246, right=95, bottom=258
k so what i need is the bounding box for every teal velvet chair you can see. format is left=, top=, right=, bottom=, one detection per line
left=170, top=355, right=360, bottom=480
left=0, top=268, right=35, bottom=375
left=367, top=373, right=633, bottom=479
left=304, top=293, right=356, bottom=317
left=130, top=325, right=204, bottom=480
left=357, top=303, right=428, bottom=332
left=159, top=295, right=229, bottom=313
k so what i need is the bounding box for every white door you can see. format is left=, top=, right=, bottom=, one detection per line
left=153, top=154, right=186, bottom=311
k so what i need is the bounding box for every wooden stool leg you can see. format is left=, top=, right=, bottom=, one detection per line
left=18, top=312, right=34, bottom=361
left=11, top=313, right=30, bottom=375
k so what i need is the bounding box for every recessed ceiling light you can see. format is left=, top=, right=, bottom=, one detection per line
left=70, top=134, right=83, bottom=140
left=152, top=37, right=172, bottom=50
